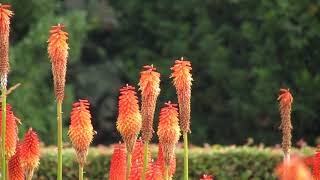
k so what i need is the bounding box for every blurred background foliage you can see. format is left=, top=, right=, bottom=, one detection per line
left=3, top=0, right=320, bottom=145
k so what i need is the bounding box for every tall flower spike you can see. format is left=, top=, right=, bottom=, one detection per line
left=275, top=156, right=312, bottom=180
left=117, top=85, right=142, bottom=153
left=47, top=24, right=69, bottom=102
left=109, top=143, right=127, bottom=180
left=155, top=143, right=176, bottom=178
left=0, top=104, right=17, bottom=159
left=129, top=140, right=151, bottom=180
left=8, top=141, right=25, bottom=180
left=199, top=175, right=214, bottom=180
left=68, top=99, right=95, bottom=167
left=20, top=128, right=40, bottom=180
left=146, top=161, right=163, bottom=180
left=139, top=64, right=161, bottom=142
left=278, top=88, right=293, bottom=161
left=157, top=101, right=181, bottom=167
left=170, top=58, right=193, bottom=133
left=0, top=4, right=13, bottom=86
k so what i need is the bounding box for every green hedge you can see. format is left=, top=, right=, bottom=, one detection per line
left=32, top=145, right=299, bottom=180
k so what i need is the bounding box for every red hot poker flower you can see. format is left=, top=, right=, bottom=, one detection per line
left=8, top=141, right=24, bottom=180
left=275, top=156, right=312, bottom=180
left=117, top=85, right=142, bottom=153
left=109, top=143, right=127, bottom=180
left=139, top=64, right=161, bottom=142
left=155, top=143, right=176, bottom=178
left=20, top=128, right=40, bottom=179
left=278, top=88, right=293, bottom=159
left=146, top=161, right=163, bottom=180
left=129, top=140, right=151, bottom=180
left=68, top=99, right=95, bottom=167
left=0, top=104, right=18, bottom=159
left=157, top=101, right=181, bottom=165
left=199, top=175, right=214, bottom=180
left=0, top=4, right=14, bottom=82
left=47, top=24, right=69, bottom=102
left=170, top=58, right=193, bottom=133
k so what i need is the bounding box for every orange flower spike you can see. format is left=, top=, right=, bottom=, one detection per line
left=0, top=104, right=18, bottom=159
left=311, top=147, right=320, bottom=179
left=275, top=156, right=312, bottom=180
left=170, top=58, right=193, bottom=133
left=278, top=88, right=293, bottom=159
left=199, top=175, right=214, bottom=180
left=146, top=162, right=163, bottom=180
left=20, top=128, right=40, bottom=179
left=68, top=99, right=95, bottom=167
left=139, top=64, right=161, bottom=142
left=109, top=143, right=127, bottom=180
left=116, top=85, right=142, bottom=153
left=156, top=144, right=176, bottom=178
left=47, top=24, right=69, bottom=102
left=0, top=4, right=14, bottom=82
left=129, top=140, right=151, bottom=180
left=157, top=101, right=181, bottom=165
left=8, top=142, right=25, bottom=180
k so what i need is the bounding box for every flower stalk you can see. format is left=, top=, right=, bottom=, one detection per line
left=170, top=57, right=193, bottom=180
left=138, top=64, right=160, bottom=180
left=47, top=24, right=69, bottom=180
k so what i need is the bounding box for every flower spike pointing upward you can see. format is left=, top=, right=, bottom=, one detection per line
left=8, top=141, right=25, bottom=180
left=278, top=88, right=293, bottom=162
left=47, top=24, right=69, bottom=102
left=109, top=143, right=127, bottom=180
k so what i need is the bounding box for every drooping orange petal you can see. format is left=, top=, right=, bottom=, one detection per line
left=116, top=85, right=142, bottom=153
left=20, top=128, right=40, bottom=177
left=109, top=143, right=127, bottom=180
left=0, top=104, right=18, bottom=159
left=275, top=156, right=312, bottom=180
left=47, top=24, right=69, bottom=102
left=0, top=4, right=14, bottom=83
left=8, top=141, right=25, bottom=180
left=139, top=64, right=161, bottom=142
left=68, top=99, right=95, bottom=166
left=157, top=101, right=181, bottom=165
left=170, top=58, right=193, bottom=133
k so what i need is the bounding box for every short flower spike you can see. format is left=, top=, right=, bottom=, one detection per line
left=275, top=156, right=312, bottom=180
left=116, top=85, right=142, bottom=153
left=155, top=143, right=176, bottom=178
left=0, top=104, right=18, bottom=159
left=129, top=140, right=151, bottom=180
left=157, top=101, right=181, bottom=165
left=20, top=128, right=40, bottom=179
left=109, top=143, right=127, bottom=180
left=47, top=24, right=69, bottom=101
left=146, top=161, right=163, bottom=180
left=68, top=99, right=95, bottom=167
left=170, top=57, right=193, bottom=133
left=199, top=175, right=214, bottom=180
left=278, top=88, right=293, bottom=160
left=0, top=4, right=14, bottom=82
left=139, top=64, right=161, bottom=142
left=8, top=141, right=25, bottom=180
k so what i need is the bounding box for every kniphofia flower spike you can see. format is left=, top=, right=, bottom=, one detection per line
left=275, top=156, right=312, bottom=180
left=278, top=88, right=293, bottom=161
left=8, top=141, right=25, bottom=180
left=109, top=143, right=127, bottom=180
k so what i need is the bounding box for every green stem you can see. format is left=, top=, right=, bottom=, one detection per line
left=79, top=165, right=83, bottom=180
left=5, top=161, right=8, bottom=180
left=126, top=152, right=132, bottom=180
left=183, top=132, right=189, bottom=180
left=1, top=87, right=6, bottom=180
left=164, top=163, right=169, bottom=180
left=57, top=101, right=63, bottom=180
left=142, top=142, right=148, bottom=180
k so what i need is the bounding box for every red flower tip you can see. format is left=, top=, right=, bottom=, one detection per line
left=143, top=64, right=157, bottom=71
left=109, top=143, right=127, bottom=180
left=199, top=175, right=214, bottom=180
left=278, top=88, right=293, bottom=105
left=275, top=156, right=312, bottom=180
left=20, top=128, right=40, bottom=173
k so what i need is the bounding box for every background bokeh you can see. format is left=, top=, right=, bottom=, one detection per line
left=4, top=0, right=320, bottom=146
